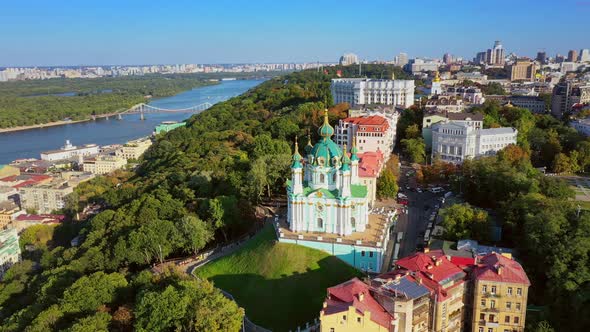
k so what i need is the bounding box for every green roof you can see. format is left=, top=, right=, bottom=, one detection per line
left=287, top=181, right=368, bottom=199
left=310, top=138, right=342, bottom=166
left=350, top=184, right=368, bottom=198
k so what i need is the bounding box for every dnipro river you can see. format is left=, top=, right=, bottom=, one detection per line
left=0, top=79, right=264, bottom=164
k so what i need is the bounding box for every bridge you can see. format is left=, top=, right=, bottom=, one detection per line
left=93, top=102, right=214, bottom=121
left=122, top=102, right=213, bottom=120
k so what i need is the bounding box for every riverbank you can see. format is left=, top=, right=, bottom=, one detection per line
left=0, top=110, right=131, bottom=133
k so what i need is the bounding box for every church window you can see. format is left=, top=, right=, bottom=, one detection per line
left=333, top=173, right=337, bottom=182
left=317, top=218, right=323, bottom=228
left=351, top=217, right=356, bottom=228
left=320, top=174, right=325, bottom=183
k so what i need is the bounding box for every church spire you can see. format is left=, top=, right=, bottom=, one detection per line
left=291, top=136, right=302, bottom=169
left=350, top=136, right=359, bottom=161
left=318, top=109, right=334, bottom=140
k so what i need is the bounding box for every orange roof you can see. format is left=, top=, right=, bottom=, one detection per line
left=324, top=278, right=394, bottom=328
left=342, top=115, right=390, bottom=132
left=394, top=250, right=466, bottom=301
left=358, top=151, right=384, bottom=178
left=0, top=174, right=52, bottom=188
left=474, top=253, right=530, bottom=285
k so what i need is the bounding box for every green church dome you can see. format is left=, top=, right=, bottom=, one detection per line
left=309, top=110, right=342, bottom=166
left=318, top=109, right=334, bottom=138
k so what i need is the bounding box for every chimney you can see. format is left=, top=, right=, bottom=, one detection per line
left=435, top=259, right=442, bottom=266
left=416, top=277, right=422, bottom=284
left=497, top=265, right=503, bottom=275
left=359, top=292, right=365, bottom=302
left=424, top=247, right=430, bottom=253
left=323, top=301, right=327, bottom=308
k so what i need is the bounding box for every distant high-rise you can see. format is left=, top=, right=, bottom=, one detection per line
left=394, top=52, right=409, bottom=66
left=567, top=50, right=578, bottom=62
left=443, top=53, right=453, bottom=64
left=477, top=40, right=505, bottom=65
left=555, top=54, right=565, bottom=63
left=475, top=51, right=487, bottom=64
left=339, top=53, right=359, bottom=66
left=580, top=49, right=590, bottom=62
left=509, top=59, right=537, bottom=82
left=536, top=51, right=547, bottom=64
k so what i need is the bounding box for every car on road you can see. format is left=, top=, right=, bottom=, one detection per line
left=398, top=199, right=409, bottom=206
left=416, top=188, right=422, bottom=193
left=430, top=187, right=445, bottom=194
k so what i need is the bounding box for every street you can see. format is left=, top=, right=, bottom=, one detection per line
left=393, top=163, right=443, bottom=261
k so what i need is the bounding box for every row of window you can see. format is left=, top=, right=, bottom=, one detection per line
left=441, top=128, right=465, bottom=135
left=479, top=312, right=521, bottom=324
left=481, top=135, right=515, bottom=143
left=482, top=285, right=523, bottom=296
left=480, top=299, right=522, bottom=311
left=478, top=327, right=520, bottom=332
left=316, top=217, right=357, bottom=229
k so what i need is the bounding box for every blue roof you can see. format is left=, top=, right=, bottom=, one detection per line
left=381, top=276, right=430, bottom=299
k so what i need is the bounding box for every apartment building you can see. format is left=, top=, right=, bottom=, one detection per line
left=331, top=78, right=415, bottom=108
left=0, top=228, right=21, bottom=279
left=471, top=253, right=530, bottom=332
left=18, top=181, right=74, bottom=214
left=83, top=155, right=127, bottom=175
left=445, top=87, right=486, bottom=105
left=335, top=115, right=395, bottom=157
left=115, top=137, right=152, bottom=160
left=509, top=60, right=536, bottom=82
left=320, top=277, right=397, bottom=332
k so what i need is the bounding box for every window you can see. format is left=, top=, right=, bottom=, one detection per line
left=482, top=285, right=487, bottom=293
left=505, top=316, right=510, bottom=323
left=488, top=328, right=493, bottom=332
left=489, top=314, right=495, bottom=322
left=507, top=287, right=513, bottom=295
left=479, top=328, right=484, bottom=332
left=516, top=303, right=521, bottom=311
left=361, top=251, right=365, bottom=257
left=330, top=329, right=335, bottom=332
left=517, top=288, right=522, bottom=296
left=491, top=286, right=497, bottom=294
left=490, top=300, right=496, bottom=308
left=514, top=317, right=520, bottom=324
left=369, top=252, right=374, bottom=258
left=480, top=313, right=485, bottom=320
left=333, top=173, right=337, bottom=182
left=320, top=174, right=325, bottom=183
left=351, top=217, right=356, bottom=228
left=481, top=299, right=486, bottom=306
left=357, top=317, right=361, bottom=323
left=317, top=218, right=323, bottom=229
left=506, top=302, right=512, bottom=310
left=343, top=315, right=347, bottom=321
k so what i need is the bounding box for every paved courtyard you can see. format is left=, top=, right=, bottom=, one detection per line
left=557, top=175, right=590, bottom=202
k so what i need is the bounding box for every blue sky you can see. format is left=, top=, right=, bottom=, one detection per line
left=1, top=0, right=589, bottom=66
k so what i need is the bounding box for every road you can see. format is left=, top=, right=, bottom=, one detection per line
left=393, top=163, right=444, bottom=262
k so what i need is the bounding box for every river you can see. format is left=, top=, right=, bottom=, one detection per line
left=0, top=79, right=264, bottom=164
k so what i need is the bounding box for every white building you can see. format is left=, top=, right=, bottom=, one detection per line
left=0, top=228, right=21, bottom=279
left=431, top=121, right=517, bottom=163
left=339, top=53, right=359, bottom=66
left=115, top=137, right=152, bottom=160
left=82, top=155, right=127, bottom=175
left=335, top=115, right=395, bottom=159
left=331, top=78, right=414, bottom=108
left=445, top=86, right=486, bottom=104
left=40, top=140, right=99, bottom=161
left=580, top=49, right=590, bottom=62
left=571, top=118, right=590, bottom=136
left=394, top=52, right=409, bottom=66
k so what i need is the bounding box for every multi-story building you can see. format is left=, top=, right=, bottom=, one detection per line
left=82, top=155, right=127, bottom=175
left=394, top=53, right=409, bottom=67
left=567, top=50, right=578, bottom=62
left=423, top=112, right=483, bottom=151
left=371, top=272, right=432, bottom=332
left=485, top=41, right=505, bottom=66
left=536, top=51, right=546, bottom=64
left=445, top=87, right=486, bottom=105
left=40, top=140, right=99, bottom=161
left=508, top=96, right=546, bottom=114
left=431, top=121, right=517, bottom=163
left=335, top=115, right=395, bottom=157
left=580, top=49, right=590, bottom=62
left=320, top=277, right=398, bottom=332
left=18, top=181, right=74, bottom=214
left=509, top=60, right=536, bottom=82
left=551, top=82, right=590, bottom=118
left=358, top=150, right=385, bottom=204
left=395, top=250, right=467, bottom=332
left=154, top=121, right=186, bottom=134
left=570, top=117, right=590, bottom=136
left=407, top=59, right=440, bottom=73
left=339, top=53, right=360, bottom=66
left=331, top=78, right=415, bottom=108
left=0, top=228, right=21, bottom=279
left=115, top=137, right=152, bottom=160
left=471, top=253, right=530, bottom=332
left=424, top=96, right=466, bottom=113
left=0, top=201, right=20, bottom=229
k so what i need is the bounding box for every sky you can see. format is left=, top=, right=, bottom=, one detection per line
left=1, top=0, right=589, bottom=66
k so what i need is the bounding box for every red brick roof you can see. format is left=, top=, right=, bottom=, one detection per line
left=15, top=214, right=65, bottom=223
left=474, top=253, right=530, bottom=285
left=394, top=250, right=466, bottom=301
left=342, top=115, right=389, bottom=132
left=358, top=151, right=384, bottom=178
left=0, top=174, right=52, bottom=188
left=324, top=277, right=394, bottom=328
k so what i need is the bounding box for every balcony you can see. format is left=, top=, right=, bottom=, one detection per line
left=482, top=307, right=500, bottom=313
left=482, top=292, right=501, bottom=298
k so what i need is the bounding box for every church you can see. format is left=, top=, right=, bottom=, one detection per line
left=287, top=110, right=369, bottom=236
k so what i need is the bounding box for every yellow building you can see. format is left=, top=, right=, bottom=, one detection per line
left=471, top=253, right=530, bottom=332
left=0, top=201, right=20, bottom=229
left=83, top=155, right=127, bottom=175
left=320, top=278, right=397, bottom=332
left=509, top=60, right=536, bottom=82
left=0, top=165, right=20, bottom=178
left=115, top=137, right=152, bottom=160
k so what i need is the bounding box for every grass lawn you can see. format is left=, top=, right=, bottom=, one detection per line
left=195, top=224, right=363, bottom=332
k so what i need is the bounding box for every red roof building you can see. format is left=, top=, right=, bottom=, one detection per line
left=358, top=150, right=385, bottom=178
left=335, top=115, right=395, bottom=158
left=0, top=174, right=52, bottom=189
left=321, top=277, right=396, bottom=331
left=473, top=252, right=530, bottom=285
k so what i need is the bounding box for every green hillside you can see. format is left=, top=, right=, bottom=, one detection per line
left=195, top=225, right=363, bottom=332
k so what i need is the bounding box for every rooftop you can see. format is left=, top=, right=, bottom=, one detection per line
left=372, top=273, right=431, bottom=300
left=324, top=278, right=394, bottom=329
left=480, top=127, right=517, bottom=135
left=474, top=253, right=530, bottom=285
left=358, top=151, right=384, bottom=178
left=341, top=115, right=390, bottom=132
left=447, top=112, right=484, bottom=121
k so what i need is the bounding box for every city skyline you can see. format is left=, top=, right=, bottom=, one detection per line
left=2, top=0, right=590, bottom=66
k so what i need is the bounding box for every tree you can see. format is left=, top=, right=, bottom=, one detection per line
left=552, top=153, right=571, bottom=173
left=178, top=215, right=213, bottom=255
left=401, top=138, right=426, bottom=164
left=541, top=129, right=562, bottom=167
left=61, top=272, right=128, bottom=314
left=66, top=312, right=112, bottom=332
left=483, top=82, right=506, bottom=95
left=405, top=124, right=421, bottom=139
left=439, top=203, right=489, bottom=242
left=376, top=169, right=398, bottom=199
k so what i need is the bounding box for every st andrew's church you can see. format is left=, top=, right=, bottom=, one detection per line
left=287, top=110, right=369, bottom=236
